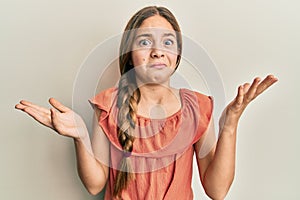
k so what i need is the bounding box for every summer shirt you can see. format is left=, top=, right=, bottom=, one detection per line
left=89, top=87, right=213, bottom=200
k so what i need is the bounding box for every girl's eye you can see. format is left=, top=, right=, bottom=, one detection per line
left=164, top=39, right=174, bottom=46
left=139, top=39, right=152, bottom=47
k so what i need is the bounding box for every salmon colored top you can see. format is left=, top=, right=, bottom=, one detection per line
left=89, top=87, right=213, bottom=200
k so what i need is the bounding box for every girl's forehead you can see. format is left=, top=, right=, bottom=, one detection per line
left=134, top=27, right=176, bottom=37
left=139, top=15, right=174, bottom=31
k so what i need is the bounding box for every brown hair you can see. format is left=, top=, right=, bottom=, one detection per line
left=114, top=6, right=182, bottom=197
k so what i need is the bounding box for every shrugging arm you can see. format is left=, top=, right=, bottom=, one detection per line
left=194, top=75, right=278, bottom=199
left=75, top=109, right=109, bottom=195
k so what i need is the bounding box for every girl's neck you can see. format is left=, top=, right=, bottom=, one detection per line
left=138, top=84, right=176, bottom=104
left=136, top=84, right=181, bottom=119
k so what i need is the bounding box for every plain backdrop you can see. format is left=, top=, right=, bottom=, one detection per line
left=1, top=0, right=299, bottom=199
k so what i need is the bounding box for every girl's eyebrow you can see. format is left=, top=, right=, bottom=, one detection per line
left=135, top=33, right=152, bottom=39
left=135, top=32, right=176, bottom=39
left=163, top=33, right=176, bottom=38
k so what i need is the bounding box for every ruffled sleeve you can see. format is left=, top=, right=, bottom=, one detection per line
left=88, top=87, right=117, bottom=117
left=191, top=90, right=214, bottom=144
left=88, top=87, right=121, bottom=149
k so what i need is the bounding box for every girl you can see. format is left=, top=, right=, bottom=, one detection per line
left=15, top=6, right=278, bottom=200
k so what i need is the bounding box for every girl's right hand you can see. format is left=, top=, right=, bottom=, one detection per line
left=15, top=98, right=87, bottom=140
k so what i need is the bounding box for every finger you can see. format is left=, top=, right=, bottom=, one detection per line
left=245, top=77, right=261, bottom=101
left=15, top=103, right=27, bottom=110
left=17, top=100, right=49, bottom=113
left=15, top=101, right=51, bottom=122
left=235, top=85, right=244, bottom=106
left=22, top=106, right=53, bottom=128
left=242, top=83, right=251, bottom=93
left=256, top=75, right=278, bottom=95
left=49, top=98, right=70, bottom=113
left=231, top=85, right=244, bottom=110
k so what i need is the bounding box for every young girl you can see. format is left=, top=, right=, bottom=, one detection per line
left=15, top=6, right=278, bottom=200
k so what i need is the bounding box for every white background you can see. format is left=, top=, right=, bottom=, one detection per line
left=1, top=0, right=299, bottom=199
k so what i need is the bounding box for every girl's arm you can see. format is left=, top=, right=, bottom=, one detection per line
left=15, top=98, right=109, bottom=195
left=194, top=75, right=278, bottom=200
left=74, top=109, right=109, bottom=195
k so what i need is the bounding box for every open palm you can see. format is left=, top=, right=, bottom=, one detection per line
left=15, top=98, right=86, bottom=139
left=220, top=75, right=278, bottom=128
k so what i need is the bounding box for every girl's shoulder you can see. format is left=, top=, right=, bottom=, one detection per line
left=88, top=87, right=118, bottom=111
left=180, top=88, right=213, bottom=108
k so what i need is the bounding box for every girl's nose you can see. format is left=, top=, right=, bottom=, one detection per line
left=150, top=46, right=165, bottom=58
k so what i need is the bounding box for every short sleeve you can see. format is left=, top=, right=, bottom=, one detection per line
left=88, top=87, right=121, bottom=147
left=88, top=87, right=118, bottom=122
left=89, top=87, right=117, bottom=112
left=192, top=91, right=214, bottom=144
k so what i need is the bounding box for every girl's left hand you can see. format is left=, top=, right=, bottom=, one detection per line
left=221, top=75, right=278, bottom=127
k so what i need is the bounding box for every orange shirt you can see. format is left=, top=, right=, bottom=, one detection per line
left=89, top=87, right=213, bottom=200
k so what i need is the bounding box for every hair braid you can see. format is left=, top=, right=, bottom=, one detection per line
left=114, top=74, right=140, bottom=197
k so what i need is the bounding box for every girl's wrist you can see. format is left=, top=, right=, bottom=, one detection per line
left=220, top=123, right=238, bottom=136
left=219, top=113, right=239, bottom=136
left=73, top=128, right=89, bottom=142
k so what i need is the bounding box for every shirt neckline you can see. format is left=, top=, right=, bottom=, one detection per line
left=135, top=88, right=184, bottom=121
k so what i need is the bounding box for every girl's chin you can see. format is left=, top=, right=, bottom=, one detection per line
left=137, top=76, right=171, bottom=86
left=134, top=67, right=174, bottom=85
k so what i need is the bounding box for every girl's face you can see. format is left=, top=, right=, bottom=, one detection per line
left=131, top=15, right=179, bottom=86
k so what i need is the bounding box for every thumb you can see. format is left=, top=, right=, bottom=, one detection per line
left=50, top=107, right=56, bottom=116
left=49, top=98, right=70, bottom=113
left=50, top=108, right=59, bottom=129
